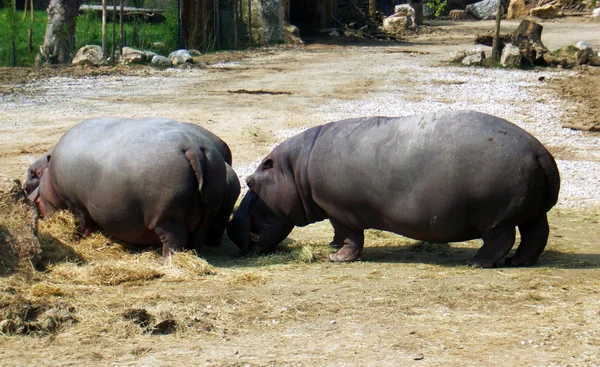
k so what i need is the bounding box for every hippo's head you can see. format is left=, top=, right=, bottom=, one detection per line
left=227, top=155, right=299, bottom=254
left=23, top=151, right=52, bottom=196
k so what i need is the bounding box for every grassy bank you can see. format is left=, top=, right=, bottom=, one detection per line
left=0, top=8, right=177, bottom=67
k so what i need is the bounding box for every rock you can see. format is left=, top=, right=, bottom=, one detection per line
left=575, top=40, right=592, bottom=50
left=394, top=4, right=416, bottom=26
left=449, top=10, right=475, bottom=21
left=449, top=50, right=467, bottom=63
left=467, top=46, right=486, bottom=58
left=151, top=55, right=171, bottom=67
left=466, top=0, right=502, bottom=20
left=72, top=45, right=105, bottom=66
left=121, top=47, right=145, bottom=64
left=507, top=0, right=527, bottom=19
left=593, top=7, right=600, bottom=21
left=329, top=30, right=341, bottom=37
left=462, top=53, right=485, bottom=66
left=144, top=50, right=157, bottom=60
left=188, top=49, right=202, bottom=57
left=383, top=9, right=415, bottom=33
left=501, top=43, right=521, bottom=67
left=169, top=49, right=192, bottom=65
left=530, top=4, right=560, bottom=19
left=283, top=22, right=303, bottom=44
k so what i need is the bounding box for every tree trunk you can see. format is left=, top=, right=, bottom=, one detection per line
left=369, top=0, right=376, bottom=21
left=37, top=0, right=83, bottom=64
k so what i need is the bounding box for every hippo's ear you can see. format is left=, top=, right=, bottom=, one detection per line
left=46, top=154, right=52, bottom=163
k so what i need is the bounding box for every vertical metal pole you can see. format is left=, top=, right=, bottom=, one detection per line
left=247, top=0, right=251, bottom=47
left=102, top=0, right=107, bottom=57
left=233, top=0, right=237, bottom=49
left=177, top=0, right=182, bottom=49
left=120, top=0, right=124, bottom=56
left=492, top=0, right=503, bottom=63
left=112, top=0, right=117, bottom=62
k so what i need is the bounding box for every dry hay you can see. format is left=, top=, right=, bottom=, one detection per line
left=0, top=180, right=41, bottom=274
left=32, top=210, right=216, bottom=286
left=0, top=201, right=217, bottom=337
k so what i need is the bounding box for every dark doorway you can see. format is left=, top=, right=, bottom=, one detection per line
left=289, top=0, right=329, bottom=37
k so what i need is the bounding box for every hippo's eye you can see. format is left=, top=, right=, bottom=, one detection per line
left=262, top=159, right=273, bottom=170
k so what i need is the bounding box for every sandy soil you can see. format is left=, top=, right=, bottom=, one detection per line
left=0, top=20, right=599, bottom=366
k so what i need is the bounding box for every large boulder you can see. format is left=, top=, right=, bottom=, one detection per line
left=384, top=6, right=416, bottom=32
left=530, top=4, right=560, bottom=18
left=466, top=0, right=503, bottom=20
left=151, top=55, right=172, bottom=67
left=462, top=47, right=486, bottom=65
left=500, top=43, right=521, bottom=67
left=507, top=0, right=528, bottom=19
left=283, top=22, right=303, bottom=45
left=121, top=47, right=145, bottom=64
left=72, top=45, right=105, bottom=66
left=169, top=49, right=192, bottom=65
left=593, top=7, right=600, bottom=22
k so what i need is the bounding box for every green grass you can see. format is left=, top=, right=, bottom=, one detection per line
left=0, top=7, right=178, bottom=67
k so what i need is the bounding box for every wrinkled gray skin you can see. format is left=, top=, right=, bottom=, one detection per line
left=28, top=117, right=240, bottom=258
left=228, top=110, right=560, bottom=267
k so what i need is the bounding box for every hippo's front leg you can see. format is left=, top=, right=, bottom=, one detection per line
left=328, top=220, right=364, bottom=262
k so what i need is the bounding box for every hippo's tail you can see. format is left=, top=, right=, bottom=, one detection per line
left=184, top=148, right=205, bottom=197
left=537, top=150, right=560, bottom=213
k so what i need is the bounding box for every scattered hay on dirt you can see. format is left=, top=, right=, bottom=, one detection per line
left=0, top=180, right=42, bottom=274
left=246, top=240, right=331, bottom=267
left=408, top=241, right=451, bottom=256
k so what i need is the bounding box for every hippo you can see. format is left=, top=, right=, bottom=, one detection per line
left=28, top=117, right=240, bottom=258
left=227, top=110, right=560, bottom=267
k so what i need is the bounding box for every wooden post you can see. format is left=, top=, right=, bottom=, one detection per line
left=233, top=0, right=237, bottom=49
left=120, top=0, right=124, bottom=55
left=28, top=0, right=34, bottom=53
left=102, top=0, right=107, bottom=57
left=491, top=0, right=503, bottom=63
left=369, top=0, right=376, bottom=21
left=215, top=0, right=220, bottom=50
left=248, top=0, right=252, bottom=47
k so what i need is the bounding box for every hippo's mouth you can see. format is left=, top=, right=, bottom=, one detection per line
left=249, top=232, right=260, bottom=242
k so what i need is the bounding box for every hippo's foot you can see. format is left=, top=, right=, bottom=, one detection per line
left=329, top=245, right=361, bottom=262
left=504, top=256, right=536, bottom=267
left=328, top=240, right=343, bottom=250
left=467, top=257, right=497, bottom=268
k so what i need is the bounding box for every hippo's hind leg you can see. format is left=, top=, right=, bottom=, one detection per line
left=328, top=220, right=365, bottom=262
left=468, top=226, right=516, bottom=268
left=505, top=214, right=549, bottom=267
left=154, top=221, right=188, bottom=259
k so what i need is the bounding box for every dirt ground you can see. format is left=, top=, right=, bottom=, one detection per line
left=1, top=20, right=600, bottom=366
